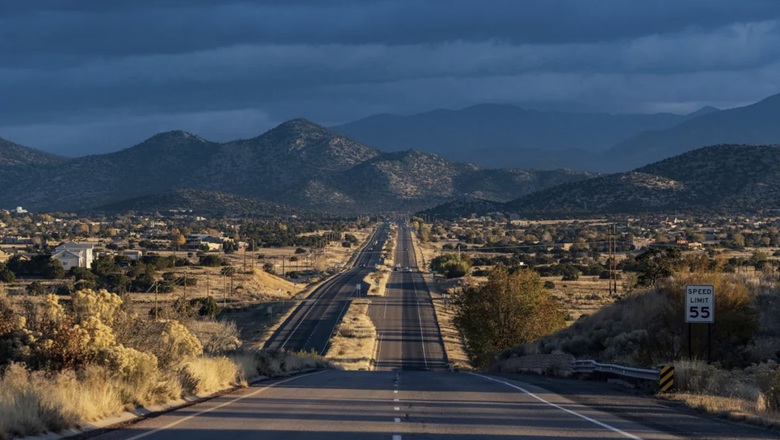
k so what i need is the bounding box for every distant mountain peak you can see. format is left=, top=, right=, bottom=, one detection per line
left=686, top=106, right=720, bottom=118
left=145, top=130, right=207, bottom=143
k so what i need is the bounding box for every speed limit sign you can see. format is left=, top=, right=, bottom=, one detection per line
left=685, top=284, right=714, bottom=323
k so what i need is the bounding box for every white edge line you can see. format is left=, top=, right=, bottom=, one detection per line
left=469, top=373, right=644, bottom=440
left=125, top=371, right=327, bottom=440
left=410, top=264, right=428, bottom=370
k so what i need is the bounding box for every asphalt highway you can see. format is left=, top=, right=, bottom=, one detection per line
left=369, top=225, right=448, bottom=371
left=93, top=223, right=777, bottom=440
left=94, top=370, right=695, bottom=440
left=264, top=225, right=389, bottom=354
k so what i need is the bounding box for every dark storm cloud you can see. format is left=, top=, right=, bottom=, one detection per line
left=3, top=0, right=780, bottom=60
left=1, top=1, right=779, bottom=156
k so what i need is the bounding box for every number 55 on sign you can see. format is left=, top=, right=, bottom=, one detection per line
left=685, top=284, right=714, bottom=323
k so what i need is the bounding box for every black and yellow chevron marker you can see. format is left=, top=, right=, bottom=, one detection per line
left=660, top=366, right=674, bottom=392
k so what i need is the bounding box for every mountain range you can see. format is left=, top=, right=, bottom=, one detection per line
left=0, top=120, right=594, bottom=214
left=333, top=94, right=780, bottom=172
left=421, top=143, right=780, bottom=218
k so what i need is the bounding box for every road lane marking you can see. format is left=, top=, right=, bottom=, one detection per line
left=409, top=274, right=428, bottom=370
left=394, top=418, right=401, bottom=423
left=375, top=333, right=383, bottom=371
left=394, top=407, right=400, bottom=411
left=393, top=436, right=402, bottom=440
left=319, top=289, right=357, bottom=355
left=470, top=374, right=644, bottom=440
left=394, top=390, right=398, bottom=393
left=124, top=371, right=327, bottom=440
left=280, top=297, right=320, bottom=349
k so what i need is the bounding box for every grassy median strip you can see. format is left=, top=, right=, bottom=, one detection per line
left=324, top=300, right=377, bottom=370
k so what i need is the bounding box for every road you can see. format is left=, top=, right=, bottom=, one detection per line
left=369, top=224, right=448, bottom=371
left=264, top=224, right=390, bottom=354
left=93, top=370, right=712, bottom=440
left=91, top=222, right=778, bottom=440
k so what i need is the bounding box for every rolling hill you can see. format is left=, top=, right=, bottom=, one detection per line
left=93, top=188, right=316, bottom=218
left=506, top=144, right=780, bottom=215
left=420, top=143, right=780, bottom=218
left=0, top=120, right=595, bottom=214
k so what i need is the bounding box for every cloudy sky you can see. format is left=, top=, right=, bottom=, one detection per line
left=2, top=0, right=780, bottom=156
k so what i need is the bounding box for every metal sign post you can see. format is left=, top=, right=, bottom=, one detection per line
left=685, top=284, right=714, bottom=362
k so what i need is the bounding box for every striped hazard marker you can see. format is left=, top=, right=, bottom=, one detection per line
left=660, top=365, right=674, bottom=392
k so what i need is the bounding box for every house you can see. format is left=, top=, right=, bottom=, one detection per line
left=51, top=249, right=83, bottom=270
left=121, top=250, right=143, bottom=260
left=52, top=241, right=94, bottom=269
left=186, top=234, right=222, bottom=251
left=2, top=236, right=33, bottom=245
left=632, top=237, right=655, bottom=250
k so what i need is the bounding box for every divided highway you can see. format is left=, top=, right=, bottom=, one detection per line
left=264, top=225, right=389, bottom=354
left=90, top=222, right=776, bottom=440
left=369, top=224, right=447, bottom=371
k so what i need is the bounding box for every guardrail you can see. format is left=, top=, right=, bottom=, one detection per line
left=572, top=359, right=660, bottom=382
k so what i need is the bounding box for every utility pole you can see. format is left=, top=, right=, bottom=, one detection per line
left=608, top=224, right=618, bottom=297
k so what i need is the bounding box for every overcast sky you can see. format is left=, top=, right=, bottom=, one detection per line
left=2, top=0, right=780, bottom=156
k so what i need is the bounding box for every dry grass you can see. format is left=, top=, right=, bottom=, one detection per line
left=546, top=276, right=624, bottom=321
left=365, top=268, right=391, bottom=297
left=660, top=360, right=780, bottom=429
left=230, top=350, right=334, bottom=379
left=0, top=356, right=239, bottom=440
left=325, top=300, right=377, bottom=370
left=413, top=233, right=472, bottom=370
left=180, top=357, right=239, bottom=395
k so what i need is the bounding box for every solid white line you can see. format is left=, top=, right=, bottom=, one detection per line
left=375, top=333, right=383, bottom=370
left=469, top=374, right=644, bottom=440
left=319, top=286, right=357, bottom=355
left=280, top=297, right=319, bottom=349
left=125, top=371, right=326, bottom=440
left=410, top=274, right=428, bottom=370
left=383, top=299, right=388, bottom=318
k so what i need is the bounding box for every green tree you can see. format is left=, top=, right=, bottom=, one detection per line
left=454, top=267, right=566, bottom=368
left=430, top=253, right=472, bottom=279
left=43, top=259, right=66, bottom=279
left=26, top=281, right=46, bottom=296
left=0, top=267, right=15, bottom=283
left=635, top=247, right=683, bottom=286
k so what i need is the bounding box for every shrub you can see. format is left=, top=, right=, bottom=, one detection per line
left=198, top=255, right=225, bottom=267
left=431, top=253, right=472, bottom=279
left=454, top=267, right=566, bottom=368
left=0, top=268, right=14, bottom=283
left=26, top=282, right=45, bottom=296
left=543, top=281, right=556, bottom=289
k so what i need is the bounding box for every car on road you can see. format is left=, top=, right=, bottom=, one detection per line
left=359, top=263, right=366, bottom=267
left=404, top=247, right=408, bottom=251
left=404, top=266, right=412, bottom=272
